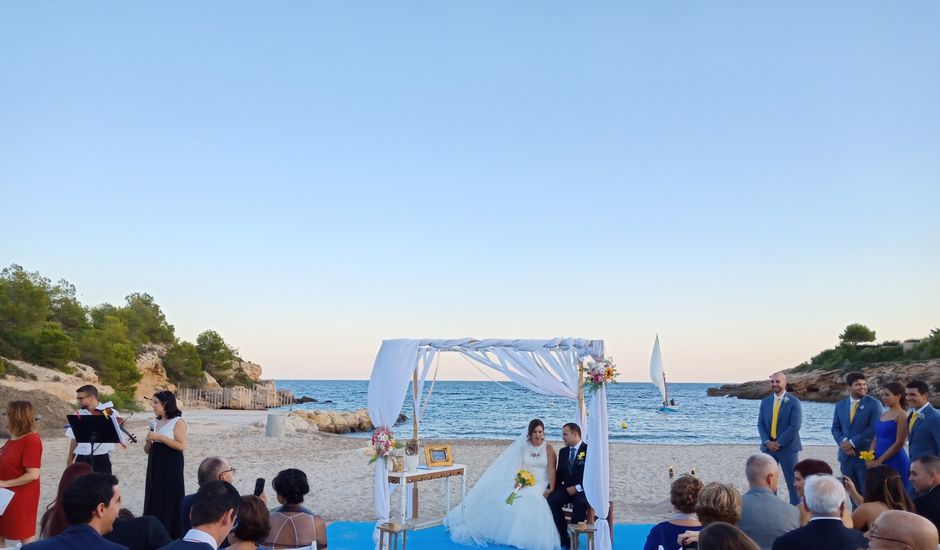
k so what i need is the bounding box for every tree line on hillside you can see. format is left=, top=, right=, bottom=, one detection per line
left=0, top=264, right=252, bottom=405
left=792, top=322, right=940, bottom=373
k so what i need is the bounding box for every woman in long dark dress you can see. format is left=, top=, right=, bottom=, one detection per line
left=144, top=390, right=187, bottom=538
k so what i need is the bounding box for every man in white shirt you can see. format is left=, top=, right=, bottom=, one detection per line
left=66, top=384, right=124, bottom=474
left=161, top=481, right=241, bottom=550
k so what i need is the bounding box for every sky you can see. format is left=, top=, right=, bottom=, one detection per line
left=1, top=2, right=938, bottom=383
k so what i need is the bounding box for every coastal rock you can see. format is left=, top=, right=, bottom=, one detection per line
left=232, top=360, right=263, bottom=383
left=295, top=396, right=318, bottom=404
left=135, top=344, right=176, bottom=400
left=708, top=359, right=940, bottom=406
left=290, top=409, right=408, bottom=434
left=202, top=371, right=221, bottom=390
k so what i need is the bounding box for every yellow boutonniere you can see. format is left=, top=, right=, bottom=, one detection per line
left=577, top=451, right=586, bottom=460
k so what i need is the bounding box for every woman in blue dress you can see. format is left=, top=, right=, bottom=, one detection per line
left=868, top=381, right=912, bottom=493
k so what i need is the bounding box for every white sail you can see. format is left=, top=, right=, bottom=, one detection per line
left=649, top=335, right=668, bottom=404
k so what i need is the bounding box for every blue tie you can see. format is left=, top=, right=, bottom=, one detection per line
left=568, top=446, right=576, bottom=470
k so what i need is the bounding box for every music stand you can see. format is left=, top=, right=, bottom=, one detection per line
left=67, top=415, right=121, bottom=471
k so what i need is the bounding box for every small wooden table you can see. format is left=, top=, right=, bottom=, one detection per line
left=568, top=522, right=597, bottom=550
left=387, top=464, right=466, bottom=529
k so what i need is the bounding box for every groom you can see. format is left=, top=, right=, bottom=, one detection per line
left=547, top=422, right=588, bottom=549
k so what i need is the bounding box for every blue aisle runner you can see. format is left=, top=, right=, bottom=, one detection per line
left=326, top=522, right=654, bottom=550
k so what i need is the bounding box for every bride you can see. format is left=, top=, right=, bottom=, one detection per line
left=445, top=418, right=561, bottom=550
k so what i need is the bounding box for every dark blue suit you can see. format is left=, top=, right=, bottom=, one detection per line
left=159, top=541, right=213, bottom=550
left=548, top=442, right=588, bottom=548
left=831, top=394, right=882, bottom=494
left=23, top=524, right=129, bottom=550
left=771, top=518, right=867, bottom=550
left=908, top=404, right=940, bottom=461
left=758, top=392, right=803, bottom=505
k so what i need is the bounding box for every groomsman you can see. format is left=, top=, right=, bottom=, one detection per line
left=757, top=371, right=803, bottom=505
left=906, top=380, right=940, bottom=461
left=831, top=371, right=882, bottom=495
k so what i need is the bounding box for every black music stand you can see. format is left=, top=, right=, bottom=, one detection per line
left=68, top=415, right=121, bottom=472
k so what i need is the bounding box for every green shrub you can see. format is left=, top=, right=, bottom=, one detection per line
left=163, top=341, right=205, bottom=387
left=24, top=322, right=78, bottom=371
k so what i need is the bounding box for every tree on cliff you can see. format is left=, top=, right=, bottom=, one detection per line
left=196, top=330, right=239, bottom=383
left=163, top=341, right=205, bottom=387
left=839, top=323, right=876, bottom=347
left=0, top=265, right=80, bottom=369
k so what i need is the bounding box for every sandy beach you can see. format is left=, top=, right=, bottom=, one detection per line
left=32, top=409, right=841, bottom=529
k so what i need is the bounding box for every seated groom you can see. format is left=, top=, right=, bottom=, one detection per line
left=547, top=422, right=588, bottom=549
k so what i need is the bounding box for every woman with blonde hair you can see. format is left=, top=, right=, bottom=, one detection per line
left=679, top=482, right=743, bottom=548
left=0, top=401, right=43, bottom=545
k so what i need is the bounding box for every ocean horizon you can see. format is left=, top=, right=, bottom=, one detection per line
left=274, top=380, right=838, bottom=446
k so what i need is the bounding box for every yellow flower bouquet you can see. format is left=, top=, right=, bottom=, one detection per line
left=859, top=450, right=875, bottom=462
left=505, top=469, right=536, bottom=505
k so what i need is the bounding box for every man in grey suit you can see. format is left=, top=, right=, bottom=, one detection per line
left=758, top=371, right=803, bottom=504
left=906, top=380, right=940, bottom=462
left=738, top=454, right=800, bottom=550
left=830, top=371, right=882, bottom=494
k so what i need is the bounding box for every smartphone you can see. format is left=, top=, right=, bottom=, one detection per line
left=253, top=477, right=265, bottom=497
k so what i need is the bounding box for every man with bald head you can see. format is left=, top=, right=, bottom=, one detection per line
left=758, top=371, right=803, bottom=504
left=864, top=510, right=939, bottom=550
left=738, top=454, right=800, bottom=549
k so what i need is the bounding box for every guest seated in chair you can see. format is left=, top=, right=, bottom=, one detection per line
left=227, top=496, right=271, bottom=550
left=698, top=522, right=760, bottom=550
left=792, top=459, right=852, bottom=528
left=263, top=469, right=327, bottom=550
left=644, top=474, right=704, bottom=550
left=104, top=508, right=171, bottom=550
left=678, top=482, right=743, bottom=549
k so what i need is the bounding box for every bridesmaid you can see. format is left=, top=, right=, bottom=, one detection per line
left=868, top=381, right=912, bottom=493
left=144, top=390, right=187, bottom=538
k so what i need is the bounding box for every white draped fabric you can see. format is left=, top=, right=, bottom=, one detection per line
left=367, top=339, right=419, bottom=539
left=584, top=385, right=612, bottom=550
left=367, top=338, right=611, bottom=550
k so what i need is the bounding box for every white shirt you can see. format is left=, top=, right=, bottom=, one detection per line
left=66, top=403, right=123, bottom=455
left=775, top=391, right=787, bottom=402
left=181, top=528, right=218, bottom=549
left=914, top=404, right=930, bottom=416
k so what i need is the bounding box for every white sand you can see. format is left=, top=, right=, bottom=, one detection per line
left=35, top=410, right=841, bottom=526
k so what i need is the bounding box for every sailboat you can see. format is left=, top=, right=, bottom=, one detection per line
left=650, top=335, right=679, bottom=413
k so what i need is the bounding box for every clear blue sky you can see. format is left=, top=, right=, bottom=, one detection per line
left=2, top=2, right=938, bottom=382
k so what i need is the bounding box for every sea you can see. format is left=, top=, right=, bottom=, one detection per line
left=274, top=380, right=838, bottom=446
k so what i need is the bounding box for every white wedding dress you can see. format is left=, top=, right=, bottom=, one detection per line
left=445, top=433, right=561, bottom=550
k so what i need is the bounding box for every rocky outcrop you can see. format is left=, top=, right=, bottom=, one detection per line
left=0, top=386, right=77, bottom=437
left=290, top=409, right=408, bottom=434
left=0, top=358, right=115, bottom=401
left=232, top=360, right=263, bottom=383
left=135, top=344, right=175, bottom=400
left=708, top=360, right=940, bottom=406
left=202, top=371, right=221, bottom=390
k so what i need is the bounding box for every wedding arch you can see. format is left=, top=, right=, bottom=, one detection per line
left=366, top=338, right=613, bottom=550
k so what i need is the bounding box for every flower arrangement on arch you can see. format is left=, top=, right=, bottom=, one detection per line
left=505, top=469, right=536, bottom=505
left=582, top=357, right=618, bottom=394
left=369, top=426, right=402, bottom=464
